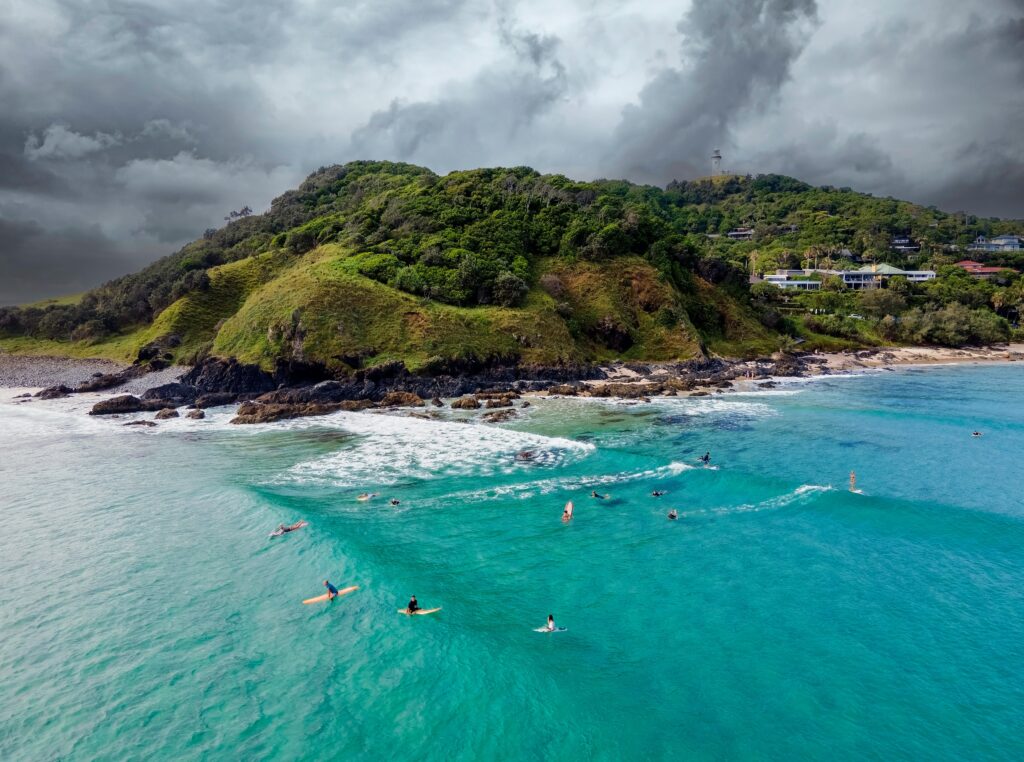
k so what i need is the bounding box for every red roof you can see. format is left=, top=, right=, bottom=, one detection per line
left=955, top=260, right=1016, bottom=274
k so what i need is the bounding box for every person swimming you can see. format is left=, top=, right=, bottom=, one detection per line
left=323, top=580, right=339, bottom=600
left=270, top=520, right=306, bottom=537
left=651, top=490, right=666, bottom=497
left=590, top=490, right=607, bottom=499
left=668, top=509, right=678, bottom=520
left=972, top=431, right=983, bottom=437
left=700, top=452, right=711, bottom=464
left=407, top=595, right=420, bottom=613
left=390, top=499, right=401, bottom=505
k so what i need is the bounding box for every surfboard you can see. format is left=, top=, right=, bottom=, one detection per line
left=302, top=585, right=359, bottom=604
left=356, top=494, right=376, bottom=502
left=534, top=626, right=567, bottom=633
left=562, top=500, right=574, bottom=522
left=397, top=607, right=442, bottom=615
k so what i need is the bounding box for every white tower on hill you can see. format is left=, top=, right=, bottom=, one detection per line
left=711, top=149, right=722, bottom=176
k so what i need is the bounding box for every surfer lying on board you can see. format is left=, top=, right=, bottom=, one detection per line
left=273, top=520, right=305, bottom=536
left=590, top=490, right=607, bottom=499
left=651, top=490, right=666, bottom=497
left=972, top=431, right=983, bottom=437
left=324, top=580, right=340, bottom=600
left=668, top=509, right=678, bottom=520
left=390, top=499, right=401, bottom=505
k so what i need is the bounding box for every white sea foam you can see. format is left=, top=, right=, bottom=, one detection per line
left=272, top=411, right=594, bottom=488
left=679, top=484, right=834, bottom=518
left=431, top=460, right=695, bottom=504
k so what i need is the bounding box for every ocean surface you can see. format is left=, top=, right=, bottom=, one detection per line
left=2, top=364, right=1023, bottom=761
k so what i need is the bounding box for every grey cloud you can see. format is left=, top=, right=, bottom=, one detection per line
left=349, top=22, right=569, bottom=169
left=1, top=0, right=1023, bottom=304
left=25, top=124, right=121, bottom=161
left=609, top=0, right=819, bottom=183
left=0, top=217, right=136, bottom=305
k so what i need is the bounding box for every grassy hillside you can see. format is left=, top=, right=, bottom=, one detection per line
left=3, top=161, right=1022, bottom=367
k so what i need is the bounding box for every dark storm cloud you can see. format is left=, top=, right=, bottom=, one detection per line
left=1, top=0, right=1023, bottom=304
left=609, top=0, right=819, bottom=183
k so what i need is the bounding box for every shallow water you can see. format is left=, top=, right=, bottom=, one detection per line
left=2, top=365, right=1023, bottom=760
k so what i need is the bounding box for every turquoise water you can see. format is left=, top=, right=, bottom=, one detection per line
left=2, top=365, right=1023, bottom=760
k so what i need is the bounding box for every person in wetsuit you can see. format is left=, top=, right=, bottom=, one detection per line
left=407, top=595, right=420, bottom=613
left=668, top=509, right=678, bottom=520
left=700, top=452, right=711, bottom=464
left=324, top=580, right=339, bottom=600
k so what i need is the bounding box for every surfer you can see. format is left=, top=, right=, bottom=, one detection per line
left=323, top=580, right=340, bottom=601
left=270, top=520, right=306, bottom=537
left=668, top=509, right=678, bottom=520
left=700, top=452, right=711, bottom=464
left=357, top=492, right=377, bottom=501
left=590, top=490, right=607, bottom=500
left=972, top=431, right=982, bottom=437
left=390, top=499, right=401, bottom=505
left=407, top=595, right=420, bottom=613
left=545, top=614, right=556, bottom=632
left=651, top=490, right=666, bottom=497
left=516, top=450, right=535, bottom=461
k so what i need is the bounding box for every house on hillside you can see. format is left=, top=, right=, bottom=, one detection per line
left=726, top=227, right=755, bottom=241
left=763, top=264, right=935, bottom=291
left=890, top=235, right=921, bottom=252
left=954, top=260, right=1019, bottom=279
left=967, top=235, right=1022, bottom=252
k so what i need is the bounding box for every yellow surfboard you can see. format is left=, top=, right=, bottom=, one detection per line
left=303, top=585, right=359, bottom=604
left=398, top=607, right=442, bottom=615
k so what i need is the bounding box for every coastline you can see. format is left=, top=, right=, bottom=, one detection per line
left=2, top=343, right=1022, bottom=416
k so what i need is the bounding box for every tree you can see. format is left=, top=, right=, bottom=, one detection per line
left=224, top=205, right=253, bottom=221
left=858, top=288, right=906, bottom=319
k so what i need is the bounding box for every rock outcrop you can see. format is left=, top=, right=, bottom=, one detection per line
left=154, top=408, right=179, bottom=419
left=379, top=391, right=425, bottom=407
left=89, top=395, right=173, bottom=415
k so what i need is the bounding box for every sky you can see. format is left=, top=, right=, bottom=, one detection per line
left=1, top=0, right=1023, bottom=304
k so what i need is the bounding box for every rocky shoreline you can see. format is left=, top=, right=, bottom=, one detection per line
left=4, top=343, right=1022, bottom=425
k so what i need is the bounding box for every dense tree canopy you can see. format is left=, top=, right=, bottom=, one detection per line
left=2, top=161, right=1022, bottom=349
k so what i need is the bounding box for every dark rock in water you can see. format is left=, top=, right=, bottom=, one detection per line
left=431, top=397, right=443, bottom=407
left=186, top=409, right=206, bottom=420
left=758, top=381, right=778, bottom=389
left=76, top=373, right=124, bottom=392
left=154, top=407, right=179, bottom=419
left=36, top=385, right=74, bottom=399
left=482, top=408, right=518, bottom=423
left=690, top=391, right=710, bottom=397
left=182, top=358, right=276, bottom=395
left=123, top=420, right=157, bottom=427
left=193, top=392, right=238, bottom=409
left=90, top=395, right=171, bottom=415
left=143, top=382, right=197, bottom=405
left=230, top=399, right=371, bottom=424
left=451, top=396, right=481, bottom=410
left=14, top=392, right=32, bottom=399
left=521, top=400, right=531, bottom=408
left=484, top=398, right=513, bottom=409
left=379, top=391, right=425, bottom=407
